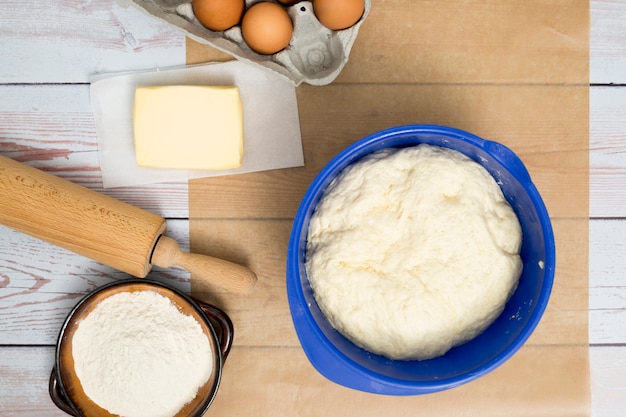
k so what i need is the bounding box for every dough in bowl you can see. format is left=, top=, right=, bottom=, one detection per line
left=305, top=144, right=523, bottom=360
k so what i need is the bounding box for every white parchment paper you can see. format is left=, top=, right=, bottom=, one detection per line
left=90, top=60, right=303, bottom=188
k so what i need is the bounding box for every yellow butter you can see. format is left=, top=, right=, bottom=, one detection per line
left=132, top=85, right=243, bottom=170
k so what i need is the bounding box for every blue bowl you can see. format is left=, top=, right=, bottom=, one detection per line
left=286, top=124, right=555, bottom=395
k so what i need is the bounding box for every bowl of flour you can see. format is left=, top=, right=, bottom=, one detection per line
left=50, top=279, right=233, bottom=417
left=286, top=124, right=555, bottom=395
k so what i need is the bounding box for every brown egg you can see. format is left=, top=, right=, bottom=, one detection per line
left=277, top=0, right=301, bottom=4
left=313, top=0, right=365, bottom=31
left=192, top=0, right=245, bottom=31
left=241, top=2, right=293, bottom=55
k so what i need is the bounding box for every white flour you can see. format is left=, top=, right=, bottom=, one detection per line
left=72, top=290, right=213, bottom=417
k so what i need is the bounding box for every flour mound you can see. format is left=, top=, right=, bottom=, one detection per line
left=72, top=290, right=213, bottom=417
left=305, top=144, right=523, bottom=360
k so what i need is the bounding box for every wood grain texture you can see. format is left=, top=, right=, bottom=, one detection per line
left=0, top=218, right=615, bottom=348
left=0, top=0, right=624, bottom=415
left=0, top=347, right=66, bottom=417
left=591, top=0, right=626, bottom=84
left=590, top=86, right=626, bottom=218
left=0, top=85, right=189, bottom=218
left=589, top=218, right=626, bottom=345
left=0, top=0, right=186, bottom=83
left=0, top=154, right=168, bottom=278
left=590, top=346, right=626, bottom=417
left=6, top=83, right=623, bottom=219
left=0, top=220, right=191, bottom=345
left=0, top=0, right=612, bottom=83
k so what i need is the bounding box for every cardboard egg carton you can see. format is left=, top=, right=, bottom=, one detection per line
left=123, top=0, right=371, bottom=86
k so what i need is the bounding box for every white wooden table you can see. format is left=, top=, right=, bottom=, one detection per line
left=1, top=1, right=625, bottom=416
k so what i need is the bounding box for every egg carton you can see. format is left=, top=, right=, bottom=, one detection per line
left=122, top=0, right=371, bottom=86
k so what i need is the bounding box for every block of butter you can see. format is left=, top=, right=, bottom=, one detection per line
left=132, top=85, right=243, bottom=170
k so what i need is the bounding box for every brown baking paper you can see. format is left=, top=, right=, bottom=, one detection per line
left=188, top=0, right=590, bottom=415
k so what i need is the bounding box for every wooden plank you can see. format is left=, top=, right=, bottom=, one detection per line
left=0, top=0, right=185, bottom=83
left=0, top=220, right=190, bottom=345
left=589, top=219, right=626, bottom=294
left=589, top=218, right=626, bottom=345
left=3, top=218, right=622, bottom=347
left=0, top=346, right=66, bottom=417
left=590, top=346, right=626, bottom=417
left=3, top=81, right=621, bottom=219
left=2, top=345, right=621, bottom=417
left=0, top=81, right=626, bottom=218
left=590, top=86, right=626, bottom=218
left=0, top=83, right=622, bottom=220
left=0, top=84, right=189, bottom=218
left=3, top=216, right=619, bottom=347
left=591, top=0, right=626, bottom=84
left=3, top=0, right=625, bottom=86
left=1, top=217, right=610, bottom=348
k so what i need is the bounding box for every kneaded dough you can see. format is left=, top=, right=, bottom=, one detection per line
left=305, top=144, right=523, bottom=360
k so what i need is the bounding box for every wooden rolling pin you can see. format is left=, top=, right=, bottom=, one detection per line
left=0, top=155, right=257, bottom=295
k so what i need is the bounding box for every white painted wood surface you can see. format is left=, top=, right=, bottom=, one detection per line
left=0, top=0, right=186, bottom=83
left=0, top=1, right=625, bottom=416
left=591, top=0, right=626, bottom=84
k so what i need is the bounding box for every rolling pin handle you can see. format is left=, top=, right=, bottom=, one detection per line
left=151, top=235, right=257, bottom=295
